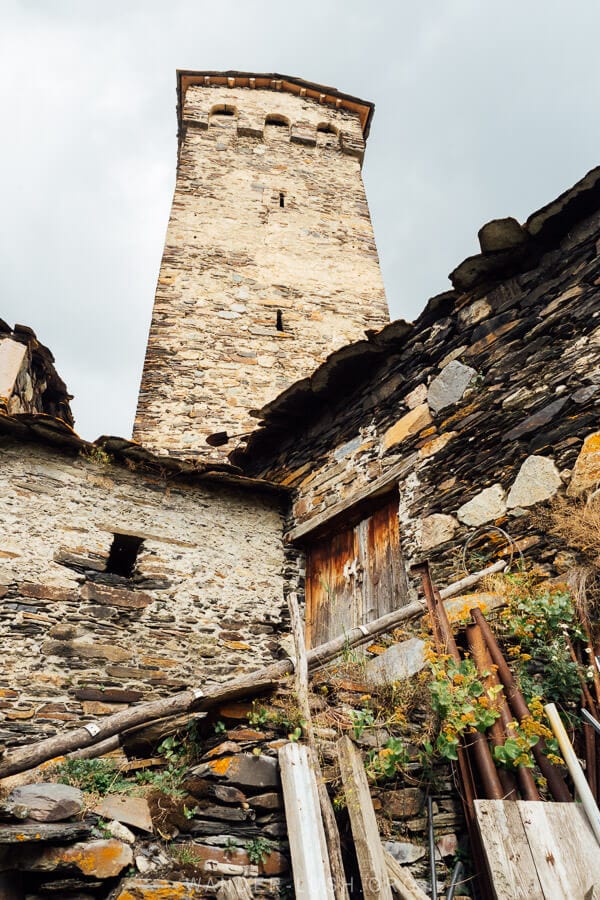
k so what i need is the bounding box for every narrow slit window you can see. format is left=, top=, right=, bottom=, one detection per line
left=106, top=534, right=144, bottom=577
left=279, top=192, right=285, bottom=208
left=276, top=310, right=284, bottom=331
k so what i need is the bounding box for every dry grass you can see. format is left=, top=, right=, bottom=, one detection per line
left=543, top=494, right=600, bottom=567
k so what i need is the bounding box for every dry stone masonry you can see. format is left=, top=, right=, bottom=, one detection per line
left=2, top=69, right=600, bottom=898
left=134, top=73, right=389, bottom=461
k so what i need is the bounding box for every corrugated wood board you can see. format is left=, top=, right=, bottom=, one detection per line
left=475, top=800, right=600, bottom=899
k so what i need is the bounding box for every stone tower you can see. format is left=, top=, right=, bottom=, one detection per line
left=134, top=71, right=390, bottom=460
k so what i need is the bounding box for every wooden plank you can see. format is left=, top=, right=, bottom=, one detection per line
left=384, top=849, right=429, bottom=900
left=518, top=801, right=600, bottom=899
left=216, top=877, right=253, bottom=899
left=279, top=742, right=335, bottom=900
left=474, top=800, right=544, bottom=900
left=337, top=735, right=393, bottom=900
left=287, top=592, right=349, bottom=899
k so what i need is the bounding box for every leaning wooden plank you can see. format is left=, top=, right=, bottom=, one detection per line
left=518, top=801, right=600, bottom=899
left=288, top=592, right=349, bottom=900
left=383, top=849, right=429, bottom=900
left=279, top=741, right=335, bottom=900
left=337, top=735, right=393, bottom=900
left=545, top=702, right=600, bottom=845
left=0, top=599, right=425, bottom=780
left=474, top=799, right=543, bottom=900
left=216, top=876, right=253, bottom=899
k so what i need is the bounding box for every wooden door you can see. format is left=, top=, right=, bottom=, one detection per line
left=305, top=493, right=406, bottom=648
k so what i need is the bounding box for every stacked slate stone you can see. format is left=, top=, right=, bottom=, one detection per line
left=239, top=170, right=600, bottom=592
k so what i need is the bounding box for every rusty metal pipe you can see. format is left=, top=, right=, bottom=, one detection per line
left=466, top=624, right=519, bottom=800
left=412, top=562, right=491, bottom=896
left=471, top=606, right=572, bottom=802
left=467, top=623, right=540, bottom=801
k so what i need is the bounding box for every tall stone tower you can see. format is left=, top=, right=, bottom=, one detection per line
left=134, top=71, right=389, bottom=460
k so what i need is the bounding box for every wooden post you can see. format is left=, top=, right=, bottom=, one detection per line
left=337, top=735, right=392, bottom=900
left=279, top=741, right=335, bottom=899
left=288, top=592, right=349, bottom=900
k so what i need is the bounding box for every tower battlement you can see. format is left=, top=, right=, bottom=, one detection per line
left=134, top=71, right=389, bottom=460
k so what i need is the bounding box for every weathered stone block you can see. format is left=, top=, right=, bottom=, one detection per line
left=420, top=514, right=458, bottom=550
left=8, top=784, right=83, bottom=823
left=80, top=583, right=153, bottom=609
left=457, top=484, right=506, bottom=526
left=568, top=432, right=600, bottom=496
left=94, top=796, right=153, bottom=833
left=365, top=638, right=426, bottom=685
left=427, top=360, right=477, bottom=414
left=507, top=454, right=562, bottom=508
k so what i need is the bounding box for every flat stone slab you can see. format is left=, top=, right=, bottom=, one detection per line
left=94, top=795, right=153, bottom=833
left=18, top=838, right=132, bottom=877
left=113, top=880, right=207, bottom=899
left=365, top=639, right=426, bottom=686
left=0, top=820, right=93, bottom=843
left=427, top=360, right=477, bottom=413
left=8, top=783, right=84, bottom=823
left=383, top=840, right=426, bottom=865
left=198, top=753, right=280, bottom=790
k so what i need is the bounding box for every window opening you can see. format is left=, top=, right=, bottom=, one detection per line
left=279, top=192, right=285, bottom=208
left=276, top=310, right=284, bottom=331
left=106, top=534, right=144, bottom=577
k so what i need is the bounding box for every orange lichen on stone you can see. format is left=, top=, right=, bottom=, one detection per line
left=207, top=756, right=233, bottom=776
left=60, top=839, right=133, bottom=878
left=568, top=431, right=600, bottom=496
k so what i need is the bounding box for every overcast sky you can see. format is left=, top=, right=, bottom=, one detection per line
left=2, top=1, right=600, bottom=440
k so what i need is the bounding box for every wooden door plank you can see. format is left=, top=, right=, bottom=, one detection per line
left=518, top=800, right=600, bottom=899
left=279, top=742, right=335, bottom=899
left=337, top=735, right=393, bottom=900
left=474, top=799, right=544, bottom=900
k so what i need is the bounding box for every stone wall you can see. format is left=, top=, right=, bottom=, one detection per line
left=0, top=325, right=73, bottom=426
left=240, top=200, right=600, bottom=590
left=134, top=80, right=389, bottom=461
left=0, top=439, right=290, bottom=749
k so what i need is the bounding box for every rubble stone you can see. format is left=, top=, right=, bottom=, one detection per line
left=568, top=431, right=600, bottom=496
left=457, top=484, right=506, bottom=526
left=506, top=455, right=562, bottom=508
left=420, top=514, right=459, bottom=550
left=365, top=639, right=426, bottom=685
left=427, top=360, right=477, bottom=414
left=8, top=783, right=83, bottom=823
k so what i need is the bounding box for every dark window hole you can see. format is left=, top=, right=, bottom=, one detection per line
left=279, top=192, right=285, bottom=208
left=276, top=310, right=284, bottom=331
left=106, top=534, right=144, bottom=577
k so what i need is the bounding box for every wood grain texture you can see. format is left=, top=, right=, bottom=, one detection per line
left=306, top=494, right=405, bottom=648
left=337, top=736, right=392, bottom=900
left=474, top=800, right=544, bottom=900
left=279, top=742, right=335, bottom=900
left=518, top=801, right=600, bottom=899
left=476, top=800, right=600, bottom=899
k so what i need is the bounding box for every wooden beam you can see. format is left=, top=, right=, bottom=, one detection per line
left=384, top=850, right=429, bottom=900
left=337, top=736, right=392, bottom=900
left=288, top=592, right=349, bottom=899
left=279, top=742, right=335, bottom=899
